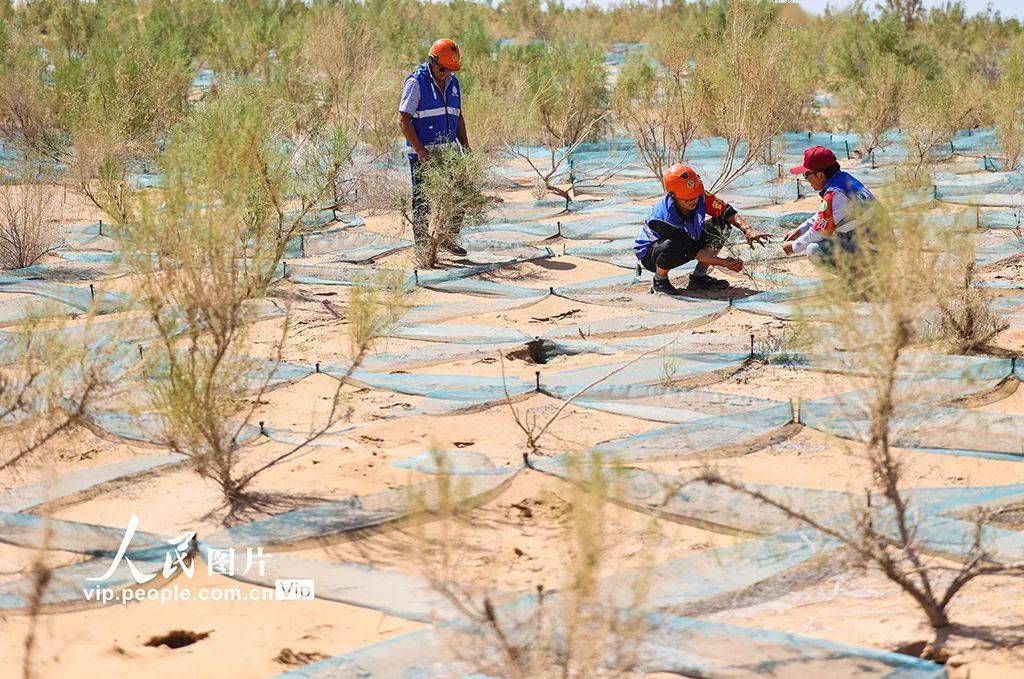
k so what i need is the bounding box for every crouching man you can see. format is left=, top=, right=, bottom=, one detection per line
left=783, top=146, right=878, bottom=269
left=635, top=163, right=770, bottom=295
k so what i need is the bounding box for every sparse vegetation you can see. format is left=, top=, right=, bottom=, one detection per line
left=2, top=1, right=1024, bottom=676
left=902, top=73, right=975, bottom=182
left=933, top=262, right=1008, bottom=353
left=0, top=313, right=124, bottom=472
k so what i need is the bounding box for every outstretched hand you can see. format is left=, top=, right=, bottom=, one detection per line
left=745, top=231, right=771, bottom=248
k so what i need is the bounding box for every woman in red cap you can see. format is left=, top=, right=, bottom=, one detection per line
left=634, top=163, right=770, bottom=295
left=783, top=146, right=878, bottom=268
left=398, top=39, right=471, bottom=255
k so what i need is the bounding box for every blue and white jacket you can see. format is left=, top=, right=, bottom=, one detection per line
left=405, top=63, right=461, bottom=159
left=791, top=170, right=877, bottom=253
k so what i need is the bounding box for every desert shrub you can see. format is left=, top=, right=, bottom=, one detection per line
left=991, top=38, right=1024, bottom=171
left=511, top=40, right=610, bottom=201
left=841, top=53, right=919, bottom=161
left=459, top=41, right=530, bottom=155
left=0, top=49, right=65, bottom=162
left=880, top=0, right=926, bottom=26
left=614, top=50, right=702, bottom=182
left=414, top=145, right=493, bottom=267
left=290, top=4, right=409, bottom=161
left=902, top=73, right=975, bottom=182
left=499, top=0, right=550, bottom=41
left=0, top=171, right=63, bottom=269
left=47, top=12, right=195, bottom=220
left=297, top=7, right=382, bottom=117
left=829, top=10, right=937, bottom=160
left=52, top=35, right=191, bottom=145
left=692, top=0, right=806, bottom=191
left=206, top=0, right=305, bottom=80
left=922, top=3, right=1018, bottom=86
left=119, top=82, right=383, bottom=520
left=0, top=313, right=126, bottom=472
left=831, top=10, right=941, bottom=81
left=931, top=261, right=1008, bottom=353
left=67, top=129, right=136, bottom=224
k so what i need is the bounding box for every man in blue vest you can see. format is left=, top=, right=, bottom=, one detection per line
left=635, top=163, right=770, bottom=295
left=398, top=38, right=470, bottom=256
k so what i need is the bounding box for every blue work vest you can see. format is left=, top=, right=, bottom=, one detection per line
left=822, top=170, right=875, bottom=205
left=406, top=63, right=461, bottom=159
left=634, top=193, right=707, bottom=259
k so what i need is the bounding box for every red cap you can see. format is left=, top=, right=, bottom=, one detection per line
left=790, top=146, right=838, bottom=175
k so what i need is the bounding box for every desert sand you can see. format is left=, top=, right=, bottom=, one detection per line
left=1, top=153, right=1023, bottom=679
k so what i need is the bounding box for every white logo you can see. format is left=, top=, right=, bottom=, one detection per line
left=275, top=579, right=315, bottom=600
left=207, top=548, right=236, bottom=575
left=88, top=514, right=195, bottom=585
left=452, top=85, right=458, bottom=96
left=89, top=514, right=272, bottom=585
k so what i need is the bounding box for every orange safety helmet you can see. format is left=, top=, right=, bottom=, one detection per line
left=662, top=163, right=704, bottom=201
left=429, top=38, right=462, bottom=71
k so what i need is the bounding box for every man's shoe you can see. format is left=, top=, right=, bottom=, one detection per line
left=688, top=273, right=730, bottom=290
left=445, top=244, right=468, bottom=256
left=649, top=277, right=683, bottom=295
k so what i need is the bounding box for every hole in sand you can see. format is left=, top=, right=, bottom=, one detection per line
left=145, top=630, right=210, bottom=649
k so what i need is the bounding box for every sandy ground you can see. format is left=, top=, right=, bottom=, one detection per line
left=1, top=154, right=1024, bottom=679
